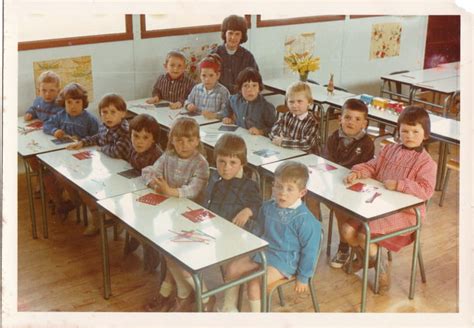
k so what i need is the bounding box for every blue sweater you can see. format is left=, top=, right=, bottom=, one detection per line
left=26, top=97, right=63, bottom=122
left=222, top=94, right=277, bottom=136
left=253, top=200, right=322, bottom=284
left=43, top=109, right=100, bottom=139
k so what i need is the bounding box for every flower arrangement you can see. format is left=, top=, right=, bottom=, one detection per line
left=284, top=51, right=320, bottom=81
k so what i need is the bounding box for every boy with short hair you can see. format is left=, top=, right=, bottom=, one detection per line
left=146, top=50, right=196, bottom=109
left=269, top=81, right=319, bottom=152
left=222, top=161, right=322, bottom=312
left=323, top=98, right=374, bottom=269
left=24, top=71, right=63, bottom=122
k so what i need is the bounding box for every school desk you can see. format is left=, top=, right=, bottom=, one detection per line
left=97, top=190, right=269, bottom=310
left=17, top=117, right=74, bottom=238
left=127, top=98, right=220, bottom=130
left=260, top=154, right=424, bottom=312
left=36, top=148, right=148, bottom=237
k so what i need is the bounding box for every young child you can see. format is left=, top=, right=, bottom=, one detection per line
left=340, top=106, right=436, bottom=293
left=146, top=50, right=196, bottom=109
left=213, top=15, right=259, bottom=94
left=184, top=53, right=230, bottom=120
left=322, top=98, right=374, bottom=269
left=142, top=117, right=210, bottom=312
left=202, top=133, right=262, bottom=231
left=269, top=81, right=319, bottom=152
left=67, top=93, right=132, bottom=234
left=221, top=68, right=276, bottom=136
left=42, top=83, right=100, bottom=221
left=24, top=71, right=63, bottom=122
left=222, top=161, right=322, bottom=312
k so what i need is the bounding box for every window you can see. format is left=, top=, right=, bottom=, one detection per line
left=18, top=14, right=133, bottom=51
left=256, top=15, right=345, bottom=27
left=140, top=14, right=251, bottom=38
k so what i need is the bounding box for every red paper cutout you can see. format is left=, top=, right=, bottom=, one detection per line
left=309, top=163, right=337, bottom=172
left=26, top=121, right=43, bottom=129
left=182, top=209, right=216, bottom=223
left=73, top=151, right=92, bottom=160
left=136, top=193, right=168, bottom=205
left=347, top=182, right=365, bottom=192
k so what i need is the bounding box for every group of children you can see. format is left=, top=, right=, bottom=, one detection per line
left=23, top=13, right=437, bottom=312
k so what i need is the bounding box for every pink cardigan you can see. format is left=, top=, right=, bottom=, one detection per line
left=351, top=143, right=437, bottom=251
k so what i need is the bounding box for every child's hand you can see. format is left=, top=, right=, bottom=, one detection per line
left=146, top=96, right=159, bottom=104
left=153, top=177, right=179, bottom=197
left=344, top=171, right=361, bottom=185
left=295, top=281, right=309, bottom=293
left=248, top=127, right=263, bottom=136
left=187, top=104, right=198, bottom=112
left=202, top=111, right=217, bottom=119
left=24, top=113, right=33, bottom=121
left=222, top=117, right=233, bottom=124
left=54, top=129, right=65, bottom=139
left=272, top=136, right=283, bottom=146
left=232, top=208, right=253, bottom=228
left=66, top=141, right=84, bottom=150
left=170, top=101, right=182, bottom=109
left=384, top=179, right=398, bottom=191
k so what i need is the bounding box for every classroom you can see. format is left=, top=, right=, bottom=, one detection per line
left=5, top=3, right=472, bottom=327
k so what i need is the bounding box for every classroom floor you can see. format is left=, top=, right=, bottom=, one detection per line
left=16, top=136, right=459, bottom=313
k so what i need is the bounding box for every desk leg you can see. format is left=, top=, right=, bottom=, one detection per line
left=38, top=163, right=48, bottom=239
left=99, top=210, right=111, bottom=299
left=360, top=222, right=371, bottom=313
left=409, top=208, right=421, bottom=299
left=435, top=142, right=448, bottom=191
left=23, top=158, right=38, bottom=239
left=191, top=272, right=203, bottom=312
left=259, top=251, right=268, bottom=312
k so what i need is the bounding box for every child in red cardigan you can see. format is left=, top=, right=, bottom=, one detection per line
left=340, top=106, right=436, bottom=293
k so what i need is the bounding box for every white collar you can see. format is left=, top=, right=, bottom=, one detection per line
left=293, top=112, right=309, bottom=121
left=235, top=167, right=244, bottom=179
left=288, top=198, right=302, bottom=209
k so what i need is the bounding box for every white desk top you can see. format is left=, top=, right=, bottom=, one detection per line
left=200, top=123, right=306, bottom=167
left=37, top=148, right=147, bottom=200
left=97, top=190, right=268, bottom=272
left=261, top=154, right=424, bottom=221
left=264, top=77, right=356, bottom=105
left=127, top=98, right=220, bottom=129
left=413, top=76, right=460, bottom=94
left=381, top=66, right=459, bottom=85
left=17, top=118, right=71, bottom=157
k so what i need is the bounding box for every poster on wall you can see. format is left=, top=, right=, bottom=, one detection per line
left=180, top=43, right=218, bottom=82
left=33, top=55, right=94, bottom=100
left=369, top=23, right=402, bottom=59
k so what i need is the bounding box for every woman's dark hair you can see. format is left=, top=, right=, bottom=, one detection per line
left=221, top=15, right=248, bottom=43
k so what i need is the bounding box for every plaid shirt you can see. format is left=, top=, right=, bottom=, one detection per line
left=81, top=119, right=132, bottom=160
left=269, top=112, right=319, bottom=152
left=151, top=73, right=196, bottom=104
left=142, top=151, right=209, bottom=200
left=184, top=83, right=230, bottom=118
left=129, top=144, right=162, bottom=171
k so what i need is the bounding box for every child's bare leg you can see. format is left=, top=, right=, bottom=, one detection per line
left=179, top=267, right=213, bottom=308
left=165, top=257, right=194, bottom=311
left=340, top=221, right=359, bottom=247
left=247, top=266, right=285, bottom=312
left=356, top=232, right=378, bottom=258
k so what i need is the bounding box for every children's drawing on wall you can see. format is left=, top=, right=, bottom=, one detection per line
left=179, top=43, right=218, bottom=82
left=33, top=56, right=94, bottom=100
left=284, top=32, right=315, bottom=74
left=370, top=23, right=402, bottom=60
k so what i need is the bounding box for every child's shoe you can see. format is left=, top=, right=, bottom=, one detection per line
left=203, top=295, right=216, bottom=312
left=342, top=247, right=375, bottom=273
left=56, top=200, right=76, bottom=222
left=168, top=293, right=195, bottom=312
left=330, top=244, right=350, bottom=269
left=144, top=291, right=175, bottom=312
left=378, top=258, right=391, bottom=295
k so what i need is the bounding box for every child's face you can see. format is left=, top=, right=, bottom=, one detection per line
left=172, top=136, right=200, bottom=159
left=65, top=98, right=84, bottom=117
left=272, top=178, right=307, bottom=208
left=100, top=105, right=126, bottom=128
left=200, top=68, right=220, bottom=90
left=225, top=30, right=242, bottom=50
left=340, top=109, right=367, bottom=137
left=216, top=155, right=243, bottom=180
left=131, top=129, right=155, bottom=154
left=164, top=56, right=186, bottom=80
left=39, top=82, right=60, bottom=103
left=241, top=81, right=260, bottom=102
left=287, top=91, right=311, bottom=117
left=399, top=123, right=426, bottom=148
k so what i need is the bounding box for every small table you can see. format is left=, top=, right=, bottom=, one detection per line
left=409, top=77, right=460, bottom=117
left=17, top=118, right=74, bottom=238
left=261, top=154, right=424, bottom=312
left=97, top=190, right=269, bottom=310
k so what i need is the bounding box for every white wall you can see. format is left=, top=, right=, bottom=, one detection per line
left=17, top=15, right=429, bottom=116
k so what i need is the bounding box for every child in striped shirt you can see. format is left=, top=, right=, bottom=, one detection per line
left=146, top=50, right=196, bottom=109
left=184, top=53, right=230, bottom=120
left=269, top=81, right=319, bottom=152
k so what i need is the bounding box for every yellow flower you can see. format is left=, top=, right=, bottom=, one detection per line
left=284, top=52, right=320, bottom=75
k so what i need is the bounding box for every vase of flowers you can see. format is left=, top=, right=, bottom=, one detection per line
left=284, top=51, right=320, bottom=82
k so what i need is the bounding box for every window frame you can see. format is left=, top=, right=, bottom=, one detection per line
left=140, top=14, right=251, bottom=39
left=18, top=15, right=133, bottom=51
left=256, top=15, right=345, bottom=27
